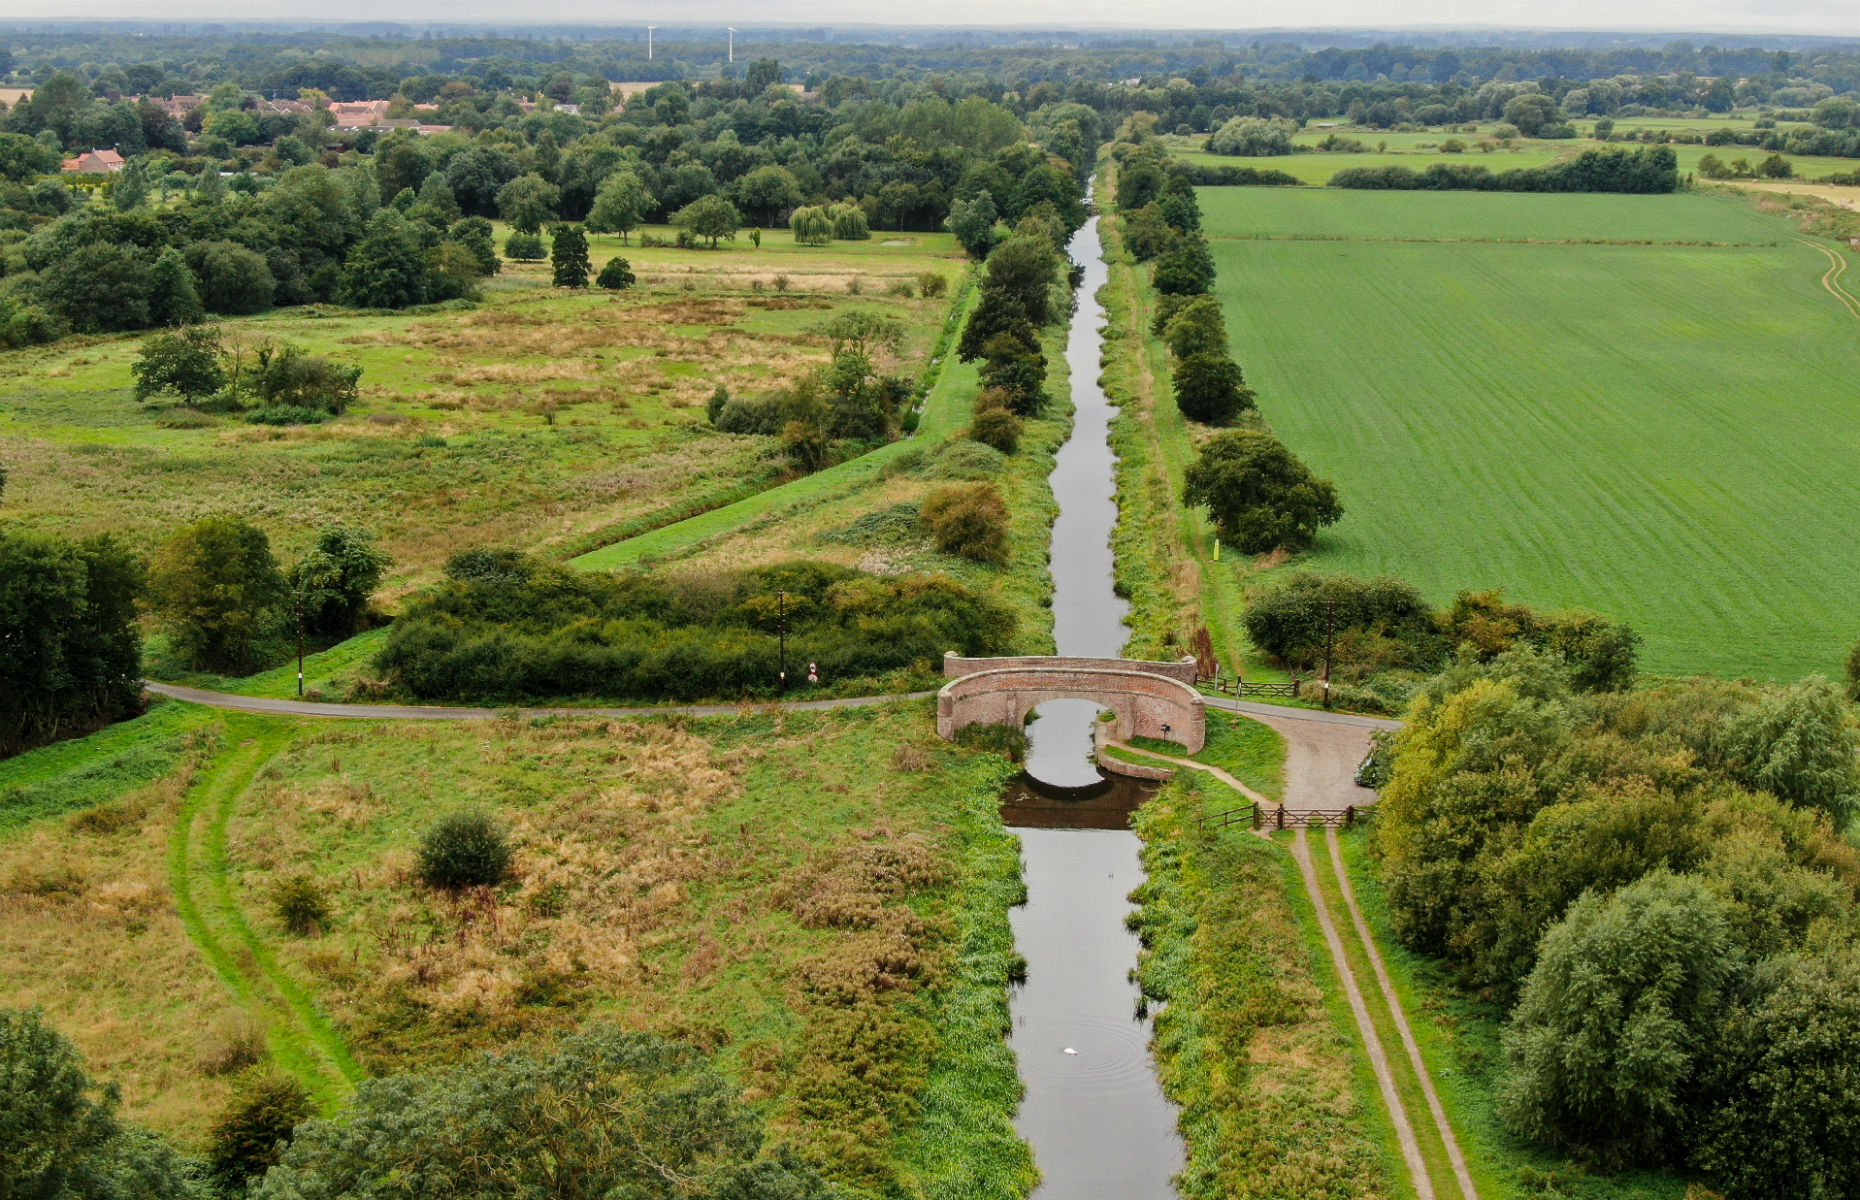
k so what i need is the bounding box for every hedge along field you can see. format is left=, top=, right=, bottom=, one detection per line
left=0, top=228, right=966, bottom=593
left=1200, top=186, right=1860, bottom=678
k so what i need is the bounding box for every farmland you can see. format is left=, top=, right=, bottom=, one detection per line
left=1198, top=185, right=1860, bottom=677
left=0, top=228, right=967, bottom=594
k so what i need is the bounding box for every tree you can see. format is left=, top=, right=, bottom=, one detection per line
left=1161, top=294, right=1227, bottom=359
left=146, top=248, right=204, bottom=327
left=447, top=218, right=500, bottom=276
left=0, top=131, right=59, bottom=182
left=1715, top=678, right=1860, bottom=826
left=586, top=170, right=648, bottom=243
left=673, top=194, right=742, bottom=249
left=1502, top=93, right=1563, bottom=137
left=41, top=243, right=154, bottom=333
left=1171, top=352, right=1252, bottom=424
left=290, top=524, right=389, bottom=637
left=550, top=224, right=591, bottom=288
left=1207, top=116, right=1297, bottom=156
left=1183, top=430, right=1342, bottom=553
left=208, top=1076, right=312, bottom=1192
left=503, top=232, right=545, bottom=261
left=922, top=483, right=1010, bottom=565
left=1151, top=233, right=1216, bottom=296
left=340, top=212, right=428, bottom=309
left=1499, top=871, right=1738, bottom=1165
left=0, top=532, right=146, bottom=757
left=255, top=1029, right=832, bottom=1200
left=253, top=348, right=362, bottom=415
left=968, top=406, right=1022, bottom=454
left=1695, top=948, right=1860, bottom=1200
left=495, top=173, right=560, bottom=235
left=945, top=189, right=999, bottom=258
left=788, top=205, right=832, bottom=246
left=132, top=326, right=226, bottom=406
left=149, top=515, right=287, bottom=674
left=184, top=240, right=276, bottom=315
left=596, top=256, right=636, bottom=290
left=0, top=1006, right=203, bottom=1200
left=733, top=165, right=802, bottom=227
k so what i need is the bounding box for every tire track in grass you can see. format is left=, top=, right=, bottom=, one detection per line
left=170, top=715, right=363, bottom=1107
left=1793, top=236, right=1860, bottom=323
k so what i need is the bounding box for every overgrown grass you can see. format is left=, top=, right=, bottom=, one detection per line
left=1200, top=185, right=1860, bottom=677
left=1129, top=774, right=1398, bottom=1200
left=0, top=701, right=208, bottom=830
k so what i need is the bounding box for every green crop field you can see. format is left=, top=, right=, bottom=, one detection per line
left=1198, top=186, right=1860, bottom=679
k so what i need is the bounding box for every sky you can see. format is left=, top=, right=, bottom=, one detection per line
left=7, top=0, right=1859, bottom=37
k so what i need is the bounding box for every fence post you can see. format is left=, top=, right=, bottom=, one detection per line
left=1275, top=806, right=1285, bottom=831
left=1251, top=804, right=1260, bottom=831
left=1345, top=805, right=1355, bottom=828
left=1291, top=674, right=1301, bottom=698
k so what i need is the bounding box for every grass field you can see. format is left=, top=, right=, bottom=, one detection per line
left=0, top=227, right=967, bottom=592
left=1168, top=129, right=1860, bottom=187
left=1198, top=186, right=1860, bottom=678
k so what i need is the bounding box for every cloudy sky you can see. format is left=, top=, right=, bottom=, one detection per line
left=9, top=0, right=1859, bottom=36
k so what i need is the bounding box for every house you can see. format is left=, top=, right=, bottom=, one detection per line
left=327, top=100, right=392, bottom=129
left=61, top=149, right=126, bottom=174
left=257, top=98, right=315, bottom=117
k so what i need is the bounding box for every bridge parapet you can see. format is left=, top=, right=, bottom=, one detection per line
left=936, top=664, right=1205, bottom=753
left=943, top=652, right=1199, bottom=686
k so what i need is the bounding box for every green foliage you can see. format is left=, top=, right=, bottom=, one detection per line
left=1160, top=294, right=1227, bottom=360
left=252, top=347, right=361, bottom=416
left=146, top=248, right=204, bottom=327
left=256, top=1029, right=831, bottom=1200
left=0, top=1006, right=206, bottom=1200
left=672, top=194, right=742, bottom=248
left=0, top=530, right=145, bottom=758
left=1150, top=232, right=1216, bottom=296
left=338, top=211, right=428, bottom=309
left=184, top=240, right=275, bottom=316
left=41, top=242, right=153, bottom=333
left=495, top=173, right=559, bottom=235
left=945, top=189, right=999, bottom=258
left=148, top=515, right=286, bottom=675
left=586, top=170, right=648, bottom=242
left=1242, top=570, right=1438, bottom=675
left=595, top=255, right=636, bottom=290
left=271, top=874, right=329, bottom=936
left=502, top=231, right=545, bottom=261
left=732, top=165, right=802, bottom=227
left=549, top=224, right=591, bottom=288
left=1207, top=115, right=1299, bottom=156
left=952, top=723, right=1028, bottom=763
left=417, top=808, right=511, bottom=890
left=1500, top=871, right=1737, bottom=1165
left=290, top=524, right=389, bottom=638
left=921, top=483, right=1010, bottom=565
left=829, top=203, right=870, bottom=240
left=1182, top=430, right=1342, bottom=554
left=377, top=555, right=1016, bottom=702
left=788, top=205, right=833, bottom=246
left=132, top=326, right=226, bottom=405
left=1714, top=678, right=1860, bottom=826
left=1170, top=352, right=1252, bottom=425
left=967, top=406, right=1023, bottom=455
left=957, top=232, right=1061, bottom=361
left=208, top=1076, right=313, bottom=1190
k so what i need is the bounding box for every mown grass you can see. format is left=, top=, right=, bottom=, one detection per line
left=0, top=230, right=968, bottom=592
left=1201, top=185, right=1860, bottom=678
left=1335, top=831, right=1692, bottom=1200
left=1128, top=773, right=1399, bottom=1200
left=1123, top=709, right=1287, bottom=801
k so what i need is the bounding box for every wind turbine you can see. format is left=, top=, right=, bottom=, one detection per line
left=728, top=27, right=736, bottom=63
left=647, top=25, right=656, bottom=60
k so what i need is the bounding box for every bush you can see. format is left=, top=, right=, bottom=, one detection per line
left=504, top=232, right=545, bottom=261
left=917, top=271, right=948, bottom=298
left=132, top=326, right=226, bottom=406
left=968, top=406, right=1023, bottom=454
left=208, top=1075, right=312, bottom=1190
left=921, top=483, right=1010, bottom=565
left=595, top=256, right=635, bottom=290
left=1207, top=116, right=1299, bottom=156
left=271, top=875, right=328, bottom=935
left=954, top=723, right=1029, bottom=762
left=253, top=347, right=361, bottom=415
left=928, top=439, right=1007, bottom=480
left=1243, top=571, right=1438, bottom=674
left=418, top=809, right=512, bottom=889
left=1171, top=352, right=1252, bottom=425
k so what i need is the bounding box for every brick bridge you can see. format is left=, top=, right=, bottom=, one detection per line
left=936, top=653, right=1207, bottom=753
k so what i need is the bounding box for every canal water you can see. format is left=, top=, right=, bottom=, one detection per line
left=1000, top=213, right=1186, bottom=1198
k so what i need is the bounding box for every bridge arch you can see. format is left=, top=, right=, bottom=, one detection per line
left=935, top=663, right=1206, bottom=753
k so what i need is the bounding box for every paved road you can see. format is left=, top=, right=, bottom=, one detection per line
left=143, top=682, right=937, bottom=721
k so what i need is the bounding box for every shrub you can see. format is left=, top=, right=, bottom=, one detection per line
left=418, top=809, right=511, bottom=889
left=253, top=348, right=361, bottom=415
left=132, top=326, right=227, bottom=406
left=504, top=232, right=545, bottom=261
left=595, top=256, right=636, bottom=290
left=1243, top=571, right=1439, bottom=674
left=928, top=440, right=1007, bottom=480
left=917, top=271, right=948, bottom=298
left=967, top=406, right=1023, bottom=454
left=1207, top=115, right=1299, bottom=156
left=954, top=723, right=1029, bottom=762
left=271, top=874, right=328, bottom=935
left=208, top=1074, right=313, bottom=1190
left=921, top=483, right=1010, bottom=565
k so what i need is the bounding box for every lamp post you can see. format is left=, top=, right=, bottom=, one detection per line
left=1321, top=596, right=1337, bottom=710
left=778, top=589, right=787, bottom=692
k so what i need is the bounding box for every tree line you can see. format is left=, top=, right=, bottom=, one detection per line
left=1329, top=145, right=1679, bottom=193
left=1374, top=650, right=1860, bottom=1199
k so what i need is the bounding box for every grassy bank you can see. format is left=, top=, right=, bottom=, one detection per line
left=1128, top=770, right=1400, bottom=1200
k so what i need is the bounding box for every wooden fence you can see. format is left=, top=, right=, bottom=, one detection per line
left=1205, top=674, right=1304, bottom=699
left=1197, top=803, right=1369, bottom=833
